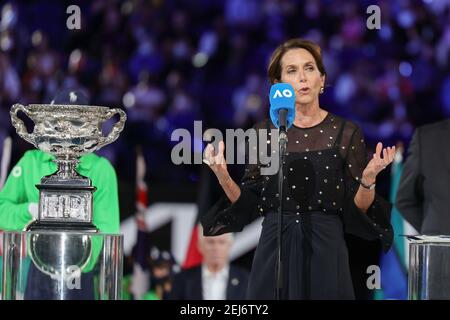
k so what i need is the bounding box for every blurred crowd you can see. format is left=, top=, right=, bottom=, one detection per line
left=1, top=0, right=450, bottom=191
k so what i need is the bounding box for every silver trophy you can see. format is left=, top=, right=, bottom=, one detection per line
left=1, top=101, right=125, bottom=300
left=10, top=103, right=127, bottom=232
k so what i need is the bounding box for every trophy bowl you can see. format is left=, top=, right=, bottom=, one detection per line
left=28, top=232, right=92, bottom=280
left=10, top=104, right=126, bottom=160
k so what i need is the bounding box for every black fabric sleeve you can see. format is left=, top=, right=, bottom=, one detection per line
left=201, top=123, right=266, bottom=236
left=342, top=124, right=394, bottom=252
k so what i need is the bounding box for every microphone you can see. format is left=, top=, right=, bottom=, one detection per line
left=269, top=83, right=296, bottom=135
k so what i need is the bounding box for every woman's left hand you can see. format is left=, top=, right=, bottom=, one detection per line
left=361, top=142, right=396, bottom=184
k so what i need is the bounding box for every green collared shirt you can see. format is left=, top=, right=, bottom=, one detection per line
left=0, top=149, right=120, bottom=233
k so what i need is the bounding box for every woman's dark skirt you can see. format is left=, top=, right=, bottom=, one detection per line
left=246, top=211, right=355, bottom=300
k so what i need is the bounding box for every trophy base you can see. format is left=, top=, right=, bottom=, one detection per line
left=1, top=230, right=123, bottom=300
left=26, top=220, right=98, bottom=233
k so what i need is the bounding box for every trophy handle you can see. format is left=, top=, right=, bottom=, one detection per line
left=10, top=104, right=35, bottom=146
left=98, top=108, right=127, bottom=149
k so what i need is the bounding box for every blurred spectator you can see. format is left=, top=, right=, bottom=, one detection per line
left=0, top=53, right=21, bottom=103
left=143, top=247, right=179, bottom=300
left=232, top=72, right=266, bottom=128
left=225, top=0, right=261, bottom=30
left=126, top=71, right=166, bottom=125
left=170, top=226, right=249, bottom=300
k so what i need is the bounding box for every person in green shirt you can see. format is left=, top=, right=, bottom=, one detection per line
left=0, top=89, right=121, bottom=299
left=0, top=149, right=120, bottom=233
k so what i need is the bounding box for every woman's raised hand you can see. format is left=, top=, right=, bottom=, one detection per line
left=204, top=141, right=229, bottom=181
left=362, top=142, right=396, bottom=184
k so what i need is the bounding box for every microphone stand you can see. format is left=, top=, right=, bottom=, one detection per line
left=275, top=127, right=287, bottom=300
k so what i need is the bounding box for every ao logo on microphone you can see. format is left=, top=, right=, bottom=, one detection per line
left=272, top=89, right=294, bottom=99
left=269, top=83, right=296, bottom=130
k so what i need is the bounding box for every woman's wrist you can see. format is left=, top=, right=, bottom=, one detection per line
left=217, top=172, right=232, bottom=186
left=217, top=173, right=241, bottom=203
left=360, top=174, right=376, bottom=190
left=361, top=172, right=376, bottom=185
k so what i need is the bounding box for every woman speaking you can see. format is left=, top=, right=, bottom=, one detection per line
left=202, top=38, right=395, bottom=299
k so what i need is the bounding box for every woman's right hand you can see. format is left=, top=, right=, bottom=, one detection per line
left=204, top=141, right=229, bottom=183
left=204, top=140, right=241, bottom=203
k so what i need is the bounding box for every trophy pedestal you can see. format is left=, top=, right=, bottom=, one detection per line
left=408, top=235, right=450, bottom=300
left=34, top=175, right=97, bottom=232
left=1, top=230, right=123, bottom=300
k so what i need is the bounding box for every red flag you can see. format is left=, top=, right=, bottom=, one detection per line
left=136, top=147, right=148, bottom=210
left=182, top=222, right=203, bottom=269
left=182, top=165, right=213, bottom=269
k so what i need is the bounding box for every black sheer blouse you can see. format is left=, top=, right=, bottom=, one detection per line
left=201, top=112, right=393, bottom=252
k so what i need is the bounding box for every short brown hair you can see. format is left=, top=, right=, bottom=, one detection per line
left=267, top=39, right=327, bottom=85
